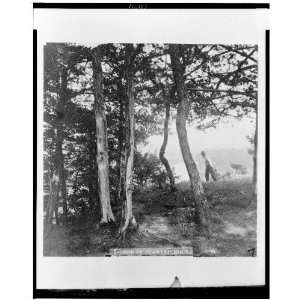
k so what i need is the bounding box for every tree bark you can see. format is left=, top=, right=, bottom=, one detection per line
left=120, top=46, right=138, bottom=237
left=55, top=68, right=68, bottom=223
left=55, top=126, right=66, bottom=224
left=54, top=68, right=68, bottom=224
left=159, top=102, right=176, bottom=191
left=47, top=171, right=60, bottom=224
left=92, top=46, right=115, bottom=224
left=117, top=94, right=126, bottom=208
left=169, top=44, right=209, bottom=230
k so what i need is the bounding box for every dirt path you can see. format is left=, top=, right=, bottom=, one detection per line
left=135, top=215, right=185, bottom=247
left=131, top=194, right=256, bottom=257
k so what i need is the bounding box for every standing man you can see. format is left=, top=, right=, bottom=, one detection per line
left=201, top=151, right=218, bottom=182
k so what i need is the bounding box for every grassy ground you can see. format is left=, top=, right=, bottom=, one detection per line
left=44, top=177, right=256, bottom=257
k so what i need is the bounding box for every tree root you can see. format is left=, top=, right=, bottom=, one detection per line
left=100, top=217, right=115, bottom=225
left=95, top=218, right=116, bottom=230
left=118, top=216, right=138, bottom=241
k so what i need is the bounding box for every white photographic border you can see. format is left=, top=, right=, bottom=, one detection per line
left=34, top=7, right=269, bottom=290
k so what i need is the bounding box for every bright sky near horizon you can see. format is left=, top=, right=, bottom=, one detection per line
left=140, top=117, right=255, bottom=180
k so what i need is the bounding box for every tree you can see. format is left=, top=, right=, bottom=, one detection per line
left=193, top=44, right=258, bottom=188
left=134, top=152, right=167, bottom=189
left=136, top=46, right=176, bottom=191
left=43, top=42, right=258, bottom=237
left=119, top=44, right=141, bottom=237
left=159, top=101, right=176, bottom=190
left=44, top=44, right=70, bottom=224
left=182, top=44, right=257, bottom=188
left=169, top=44, right=209, bottom=231
left=46, top=170, right=60, bottom=224
left=56, top=67, right=68, bottom=223
left=133, top=152, right=153, bottom=187
left=98, top=44, right=160, bottom=208
left=91, top=46, right=115, bottom=224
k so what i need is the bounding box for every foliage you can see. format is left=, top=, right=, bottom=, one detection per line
left=43, top=42, right=257, bottom=224
left=133, top=152, right=168, bottom=190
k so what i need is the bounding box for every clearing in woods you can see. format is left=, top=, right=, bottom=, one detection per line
left=44, top=178, right=256, bottom=257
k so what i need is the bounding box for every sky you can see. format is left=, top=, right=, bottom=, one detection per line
left=140, top=117, right=255, bottom=180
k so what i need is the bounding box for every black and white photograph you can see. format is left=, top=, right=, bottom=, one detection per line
left=43, top=42, right=258, bottom=258
left=34, top=4, right=269, bottom=293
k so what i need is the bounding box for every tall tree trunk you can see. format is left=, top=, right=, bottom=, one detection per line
left=47, top=171, right=59, bottom=224
left=60, top=70, right=68, bottom=221
left=169, top=45, right=209, bottom=230
left=56, top=126, right=66, bottom=224
left=92, top=47, right=115, bottom=224
left=46, top=172, right=52, bottom=224
left=159, top=102, right=176, bottom=191
left=55, top=68, right=68, bottom=224
left=120, top=46, right=138, bottom=237
left=117, top=95, right=126, bottom=208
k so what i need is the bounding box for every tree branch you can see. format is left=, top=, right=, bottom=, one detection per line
left=220, top=45, right=257, bottom=63
left=187, top=87, right=257, bottom=97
